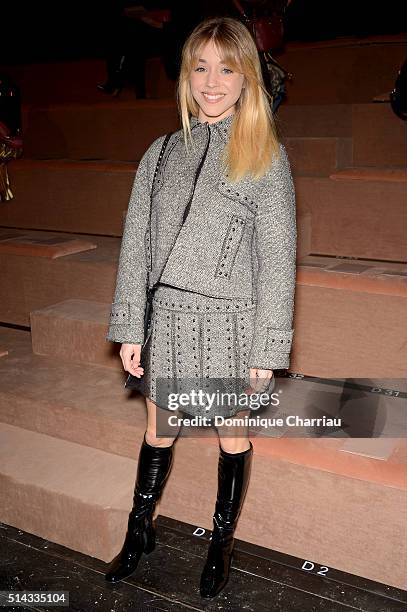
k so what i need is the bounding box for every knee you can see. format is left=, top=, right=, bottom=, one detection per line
left=219, top=439, right=252, bottom=454
left=145, top=429, right=178, bottom=448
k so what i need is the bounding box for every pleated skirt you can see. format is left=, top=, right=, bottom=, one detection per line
left=129, top=283, right=260, bottom=419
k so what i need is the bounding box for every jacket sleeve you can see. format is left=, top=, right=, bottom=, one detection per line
left=247, top=143, right=297, bottom=370
left=105, top=148, right=153, bottom=345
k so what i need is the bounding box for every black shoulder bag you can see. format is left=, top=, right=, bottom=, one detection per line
left=142, top=130, right=174, bottom=344
left=124, top=131, right=174, bottom=390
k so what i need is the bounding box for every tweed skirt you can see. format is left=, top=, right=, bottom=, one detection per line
left=128, top=283, right=261, bottom=419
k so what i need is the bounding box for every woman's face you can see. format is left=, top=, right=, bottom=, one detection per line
left=189, top=39, right=245, bottom=124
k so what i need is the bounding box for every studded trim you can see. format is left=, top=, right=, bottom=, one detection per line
left=215, top=214, right=246, bottom=279
left=198, top=313, right=204, bottom=385
left=265, top=327, right=294, bottom=352
left=238, top=313, right=249, bottom=381
left=150, top=315, right=157, bottom=397
left=109, top=301, right=131, bottom=324
left=171, top=311, right=178, bottom=390
left=153, top=294, right=256, bottom=313
left=138, top=283, right=263, bottom=415
left=151, top=133, right=180, bottom=198
left=165, top=310, right=172, bottom=378
left=217, top=176, right=258, bottom=216
left=232, top=312, right=240, bottom=382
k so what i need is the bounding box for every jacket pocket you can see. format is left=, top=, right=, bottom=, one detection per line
left=217, top=176, right=258, bottom=217
left=215, top=214, right=246, bottom=279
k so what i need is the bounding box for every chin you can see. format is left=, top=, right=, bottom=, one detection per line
left=204, top=109, right=228, bottom=118
left=201, top=103, right=233, bottom=116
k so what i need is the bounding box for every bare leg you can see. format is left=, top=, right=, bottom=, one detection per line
left=215, top=408, right=251, bottom=453
left=145, top=396, right=182, bottom=447
left=105, top=396, right=180, bottom=583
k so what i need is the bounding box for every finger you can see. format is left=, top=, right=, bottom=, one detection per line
left=124, top=356, right=140, bottom=374
left=249, top=369, right=262, bottom=393
left=249, top=368, right=257, bottom=383
left=255, top=370, right=271, bottom=392
left=127, top=366, right=144, bottom=377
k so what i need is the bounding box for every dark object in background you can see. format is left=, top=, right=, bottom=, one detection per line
left=232, top=0, right=286, bottom=51
left=232, top=0, right=292, bottom=112
left=262, top=52, right=293, bottom=113
left=390, top=58, right=407, bottom=121
left=97, top=2, right=170, bottom=98
left=0, top=73, right=23, bottom=202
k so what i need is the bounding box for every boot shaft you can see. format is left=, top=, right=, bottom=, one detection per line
left=215, top=442, right=253, bottom=527
left=133, top=433, right=175, bottom=503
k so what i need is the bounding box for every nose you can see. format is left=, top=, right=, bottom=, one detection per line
left=204, top=69, right=220, bottom=88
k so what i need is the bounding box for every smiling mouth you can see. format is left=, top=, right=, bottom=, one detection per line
left=202, top=92, right=226, bottom=101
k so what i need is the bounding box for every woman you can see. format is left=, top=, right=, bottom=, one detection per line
left=105, top=16, right=297, bottom=598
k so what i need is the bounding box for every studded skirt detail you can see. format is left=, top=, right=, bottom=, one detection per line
left=130, top=283, right=258, bottom=419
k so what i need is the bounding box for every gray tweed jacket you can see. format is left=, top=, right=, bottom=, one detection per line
left=106, top=112, right=297, bottom=370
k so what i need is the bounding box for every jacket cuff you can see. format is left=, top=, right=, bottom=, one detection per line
left=105, top=301, right=145, bottom=345
left=247, top=327, right=294, bottom=370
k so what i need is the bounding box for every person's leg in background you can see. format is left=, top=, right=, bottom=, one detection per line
left=127, top=18, right=165, bottom=99
left=97, top=5, right=129, bottom=96
left=272, top=90, right=286, bottom=113
left=200, top=409, right=253, bottom=598
left=105, top=398, right=181, bottom=582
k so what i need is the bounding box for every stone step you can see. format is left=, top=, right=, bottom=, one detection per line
left=3, top=159, right=135, bottom=236
left=294, top=255, right=407, bottom=377
left=2, top=157, right=312, bottom=236
left=279, top=103, right=406, bottom=169
left=0, top=327, right=406, bottom=589
left=27, top=253, right=407, bottom=377
left=298, top=174, right=407, bottom=261
left=277, top=103, right=352, bottom=138
left=0, top=421, right=141, bottom=563
left=3, top=34, right=406, bottom=105
left=30, top=299, right=118, bottom=369
left=0, top=57, right=173, bottom=105
left=20, top=96, right=351, bottom=172
left=0, top=216, right=311, bottom=328
left=0, top=229, right=120, bottom=326
left=18, top=99, right=404, bottom=169
left=352, top=104, right=407, bottom=167
left=285, top=137, right=353, bottom=176
left=281, top=35, right=407, bottom=105
left=2, top=157, right=405, bottom=256
left=22, top=99, right=180, bottom=161
left=22, top=101, right=353, bottom=174
left=330, top=167, right=407, bottom=183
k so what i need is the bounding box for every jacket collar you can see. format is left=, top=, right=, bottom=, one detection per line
left=189, top=113, right=234, bottom=140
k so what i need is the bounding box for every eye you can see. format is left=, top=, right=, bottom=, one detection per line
left=193, top=66, right=233, bottom=74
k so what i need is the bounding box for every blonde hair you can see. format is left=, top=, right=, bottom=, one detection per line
left=176, top=16, right=281, bottom=182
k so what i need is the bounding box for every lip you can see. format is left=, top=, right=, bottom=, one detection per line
left=202, top=92, right=226, bottom=104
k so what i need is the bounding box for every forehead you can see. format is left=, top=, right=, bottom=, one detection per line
left=196, top=40, right=224, bottom=60
left=194, top=39, right=240, bottom=68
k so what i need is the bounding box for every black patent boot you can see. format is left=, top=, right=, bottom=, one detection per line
left=105, top=432, right=174, bottom=583
left=200, top=441, right=253, bottom=598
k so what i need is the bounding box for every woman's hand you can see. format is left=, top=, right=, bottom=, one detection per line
left=249, top=367, right=274, bottom=393
left=120, top=343, right=144, bottom=378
